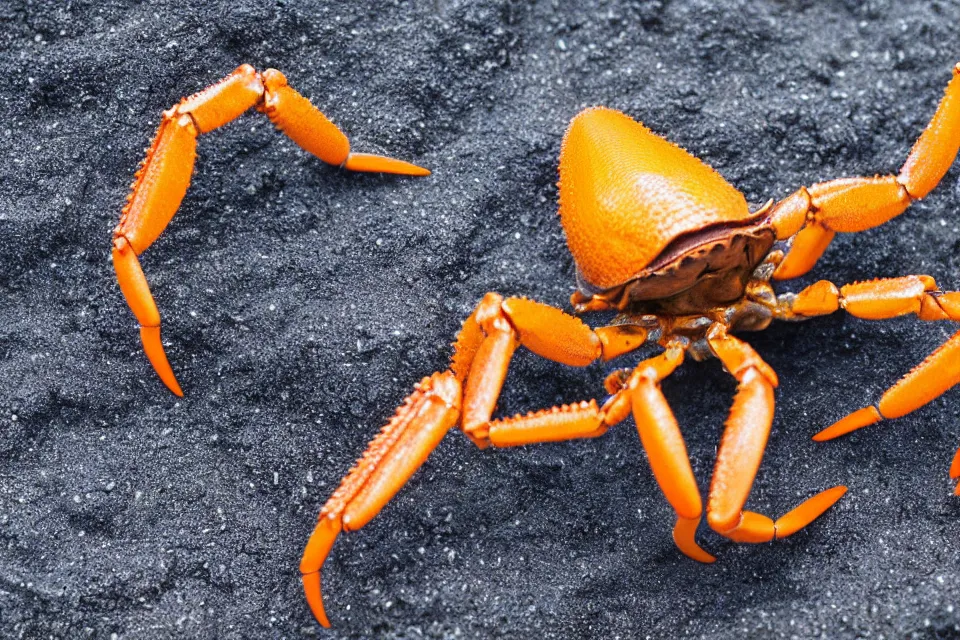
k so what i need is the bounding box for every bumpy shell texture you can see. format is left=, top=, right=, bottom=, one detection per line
left=558, top=107, right=752, bottom=289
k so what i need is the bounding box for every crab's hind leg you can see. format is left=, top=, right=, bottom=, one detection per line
left=770, top=63, right=960, bottom=280
left=782, top=276, right=960, bottom=493
left=113, top=65, right=265, bottom=395
left=116, top=66, right=430, bottom=395
left=257, top=69, right=429, bottom=176
left=705, top=324, right=847, bottom=543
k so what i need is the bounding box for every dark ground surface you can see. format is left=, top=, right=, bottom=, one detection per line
left=3, top=1, right=960, bottom=638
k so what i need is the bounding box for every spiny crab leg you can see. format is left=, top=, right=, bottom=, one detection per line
left=301, top=294, right=650, bottom=626
left=779, top=275, right=960, bottom=493
left=113, top=64, right=429, bottom=396
left=300, top=372, right=462, bottom=627
left=705, top=324, right=847, bottom=542
left=769, top=63, right=960, bottom=279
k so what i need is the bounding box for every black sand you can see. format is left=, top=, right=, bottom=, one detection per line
left=2, top=1, right=960, bottom=637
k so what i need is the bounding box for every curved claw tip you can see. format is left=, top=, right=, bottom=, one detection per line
left=300, top=515, right=341, bottom=627
left=302, top=571, right=331, bottom=628
left=774, top=485, right=848, bottom=539
left=813, top=406, right=880, bottom=442
left=343, top=152, right=431, bottom=176
left=673, top=516, right=716, bottom=564
left=139, top=326, right=183, bottom=396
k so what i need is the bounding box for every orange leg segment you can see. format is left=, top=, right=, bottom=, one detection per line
left=302, top=294, right=647, bottom=627
left=780, top=275, right=960, bottom=494
left=113, top=65, right=429, bottom=395
left=770, top=63, right=960, bottom=280
left=487, top=400, right=608, bottom=447
left=455, top=293, right=631, bottom=442
left=112, top=238, right=183, bottom=397
left=705, top=325, right=846, bottom=542
left=300, top=372, right=461, bottom=627
left=628, top=346, right=715, bottom=563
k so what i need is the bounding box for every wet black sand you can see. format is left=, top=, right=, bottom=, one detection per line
left=2, top=1, right=960, bottom=637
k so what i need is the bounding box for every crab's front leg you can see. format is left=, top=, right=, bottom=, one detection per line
left=769, top=63, right=960, bottom=279
left=300, top=294, right=644, bottom=626
left=299, top=371, right=462, bottom=627
left=113, top=65, right=429, bottom=396
left=705, top=324, right=847, bottom=542
left=604, top=344, right=716, bottom=563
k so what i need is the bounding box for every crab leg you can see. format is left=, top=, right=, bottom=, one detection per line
left=301, top=295, right=650, bottom=626
left=113, top=65, right=429, bottom=395
left=300, top=383, right=630, bottom=627
left=779, top=276, right=960, bottom=493
left=454, top=293, right=644, bottom=444
left=455, top=294, right=703, bottom=557
left=779, top=275, right=960, bottom=322
left=705, top=324, right=847, bottom=542
left=300, top=381, right=632, bottom=628
left=447, top=292, right=645, bottom=447
left=769, top=63, right=960, bottom=280
left=256, top=69, right=431, bottom=176
left=617, top=345, right=715, bottom=563
left=300, top=372, right=462, bottom=627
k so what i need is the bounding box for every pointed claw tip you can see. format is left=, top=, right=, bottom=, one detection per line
left=139, top=326, right=183, bottom=396
left=677, top=540, right=716, bottom=564
left=673, top=517, right=716, bottom=564
left=159, top=367, right=183, bottom=396
left=685, top=547, right=717, bottom=564
left=166, top=376, right=185, bottom=397
left=343, top=153, right=431, bottom=176
left=820, top=485, right=848, bottom=509
left=812, top=424, right=850, bottom=442
left=300, top=515, right=341, bottom=627
left=301, top=571, right=331, bottom=628
left=809, top=485, right=848, bottom=512
left=816, top=406, right=882, bottom=441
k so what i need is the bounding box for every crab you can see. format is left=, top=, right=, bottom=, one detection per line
left=112, top=64, right=430, bottom=396
left=298, top=62, right=960, bottom=627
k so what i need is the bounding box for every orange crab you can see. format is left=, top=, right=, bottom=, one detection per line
left=300, top=63, right=960, bottom=627
left=112, top=64, right=430, bottom=396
